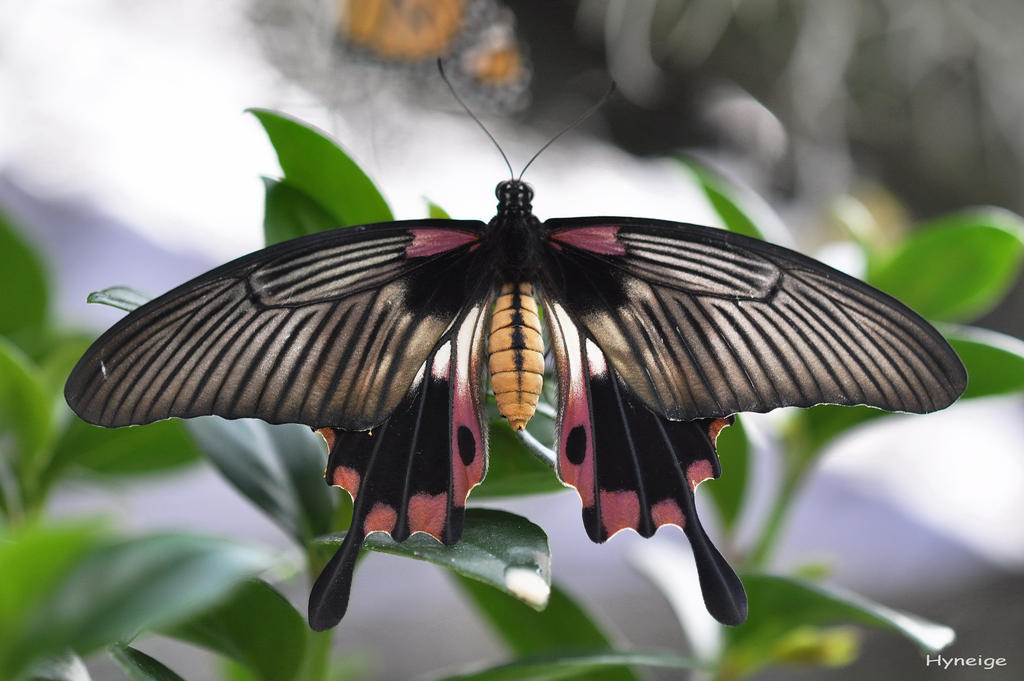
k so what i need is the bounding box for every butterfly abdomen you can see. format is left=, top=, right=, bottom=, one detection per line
left=489, top=282, right=544, bottom=431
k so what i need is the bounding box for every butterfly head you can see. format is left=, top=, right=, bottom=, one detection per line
left=495, top=180, right=533, bottom=214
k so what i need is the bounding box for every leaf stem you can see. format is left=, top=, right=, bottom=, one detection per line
left=302, top=628, right=333, bottom=681
left=516, top=429, right=556, bottom=469
left=745, top=415, right=818, bottom=568
left=746, top=467, right=802, bottom=568
left=0, top=434, right=25, bottom=527
left=301, top=540, right=337, bottom=681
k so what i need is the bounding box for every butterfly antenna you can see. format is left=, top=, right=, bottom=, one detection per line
left=517, top=81, right=617, bottom=181
left=437, top=59, right=515, bottom=180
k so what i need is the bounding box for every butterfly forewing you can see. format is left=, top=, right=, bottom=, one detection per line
left=64, top=220, right=486, bottom=431
left=541, top=217, right=967, bottom=421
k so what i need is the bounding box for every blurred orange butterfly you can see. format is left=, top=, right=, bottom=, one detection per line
left=336, top=0, right=529, bottom=103
left=341, top=0, right=465, bottom=60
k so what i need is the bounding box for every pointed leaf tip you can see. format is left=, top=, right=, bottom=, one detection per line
left=249, top=109, right=392, bottom=227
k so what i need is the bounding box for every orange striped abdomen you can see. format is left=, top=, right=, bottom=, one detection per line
left=489, top=282, right=544, bottom=430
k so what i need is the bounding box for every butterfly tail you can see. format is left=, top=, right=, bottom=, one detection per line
left=589, top=372, right=748, bottom=625
left=309, top=522, right=364, bottom=631
left=656, top=414, right=747, bottom=625
left=682, top=500, right=748, bottom=625
left=544, top=299, right=747, bottom=625
left=307, top=301, right=490, bottom=630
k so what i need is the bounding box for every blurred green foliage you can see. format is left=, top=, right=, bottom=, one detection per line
left=1, top=109, right=1021, bottom=681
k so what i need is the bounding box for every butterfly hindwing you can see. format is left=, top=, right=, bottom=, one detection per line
left=64, top=220, right=486, bottom=432
left=309, top=295, right=491, bottom=631
left=543, top=298, right=747, bottom=625
left=542, top=218, right=967, bottom=421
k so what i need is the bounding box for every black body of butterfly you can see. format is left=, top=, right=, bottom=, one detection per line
left=64, top=179, right=967, bottom=631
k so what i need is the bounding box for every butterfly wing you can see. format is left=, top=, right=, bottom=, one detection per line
left=542, top=298, right=747, bottom=625
left=340, top=0, right=464, bottom=60
left=538, top=216, right=967, bottom=626
left=65, top=220, right=485, bottom=431
left=542, top=217, right=967, bottom=421
left=309, top=292, right=492, bottom=630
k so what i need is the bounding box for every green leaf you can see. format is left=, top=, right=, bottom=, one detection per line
left=20, top=534, right=272, bottom=664
left=185, top=418, right=335, bottom=547
left=34, top=332, right=93, bottom=398
left=430, top=651, right=700, bottom=681
left=458, top=580, right=611, bottom=653
left=0, top=208, right=48, bottom=337
left=948, top=326, right=1024, bottom=399
left=249, top=109, right=392, bottom=227
left=457, top=580, right=642, bottom=681
left=48, top=419, right=202, bottom=481
left=867, top=208, right=1024, bottom=322
left=704, top=416, right=749, bottom=531
left=679, top=160, right=765, bottom=240
left=109, top=645, right=187, bottom=681
left=262, top=178, right=339, bottom=245
left=86, top=287, right=152, bottom=313
left=426, top=200, right=451, bottom=219
left=221, top=660, right=260, bottom=681
left=319, top=508, right=551, bottom=610
left=721, top=574, right=955, bottom=679
left=0, top=523, right=107, bottom=626
left=473, top=419, right=565, bottom=498
left=4, top=332, right=99, bottom=507
left=0, top=523, right=109, bottom=679
left=763, top=625, right=859, bottom=668
left=0, top=337, right=51, bottom=457
left=0, top=336, right=54, bottom=515
left=164, top=580, right=307, bottom=681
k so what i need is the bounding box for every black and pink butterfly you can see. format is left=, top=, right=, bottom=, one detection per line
left=64, top=176, right=966, bottom=631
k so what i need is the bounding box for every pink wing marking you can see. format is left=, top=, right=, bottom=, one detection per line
left=550, top=303, right=596, bottom=505
left=407, top=492, right=448, bottom=540
left=364, top=503, right=397, bottom=533
left=550, top=225, right=626, bottom=255
left=407, top=229, right=479, bottom=258
left=599, top=490, right=641, bottom=536
left=450, top=304, right=487, bottom=504
left=708, top=417, right=731, bottom=444
left=651, top=499, right=686, bottom=529
left=687, top=460, right=714, bottom=491
left=331, top=466, right=361, bottom=498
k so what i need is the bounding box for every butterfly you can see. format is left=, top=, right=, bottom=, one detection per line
left=335, top=0, right=530, bottom=108
left=64, top=173, right=967, bottom=631
left=338, top=0, right=467, bottom=61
